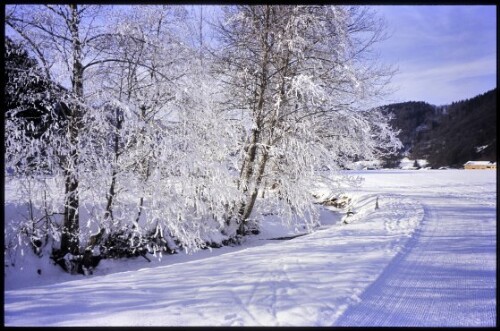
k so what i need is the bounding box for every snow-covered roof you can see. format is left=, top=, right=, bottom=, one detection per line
left=464, top=161, right=496, bottom=166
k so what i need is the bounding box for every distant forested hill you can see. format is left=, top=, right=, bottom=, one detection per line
left=379, top=88, right=496, bottom=168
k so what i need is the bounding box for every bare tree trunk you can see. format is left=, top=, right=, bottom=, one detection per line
left=104, top=170, right=117, bottom=221
left=61, top=161, right=80, bottom=255
left=60, top=4, right=83, bottom=256
left=104, top=105, right=123, bottom=221
left=237, top=127, right=260, bottom=192
left=231, top=6, right=273, bottom=234
left=238, top=150, right=269, bottom=234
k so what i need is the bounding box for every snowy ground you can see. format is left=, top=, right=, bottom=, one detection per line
left=4, top=170, right=496, bottom=326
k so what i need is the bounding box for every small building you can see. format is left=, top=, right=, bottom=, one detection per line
left=464, top=161, right=496, bottom=170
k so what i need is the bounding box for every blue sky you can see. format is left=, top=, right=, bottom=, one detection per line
left=200, top=5, right=496, bottom=107
left=371, top=5, right=496, bottom=106
left=7, top=5, right=496, bottom=108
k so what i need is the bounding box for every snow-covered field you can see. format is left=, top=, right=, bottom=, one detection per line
left=4, top=170, right=496, bottom=326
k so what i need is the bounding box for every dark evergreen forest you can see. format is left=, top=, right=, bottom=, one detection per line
left=380, top=89, right=496, bottom=168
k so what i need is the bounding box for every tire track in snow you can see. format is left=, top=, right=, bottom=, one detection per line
left=334, top=195, right=496, bottom=326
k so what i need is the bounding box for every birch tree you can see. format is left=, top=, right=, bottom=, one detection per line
left=214, top=5, right=400, bottom=235
left=6, top=5, right=137, bottom=271
left=6, top=4, right=237, bottom=266
left=79, top=6, right=205, bottom=256
left=6, top=5, right=92, bottom=261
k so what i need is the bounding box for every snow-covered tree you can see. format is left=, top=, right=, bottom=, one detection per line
left=6, top=5, right=115, bottom=261
left=213, top=5, right=401, bottom=235
left=77, top=6, right=213, bottom=255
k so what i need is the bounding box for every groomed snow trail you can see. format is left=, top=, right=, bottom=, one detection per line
left=4, top=194, right=423, bottom=326
left=335, top=171, right=496, bottom=326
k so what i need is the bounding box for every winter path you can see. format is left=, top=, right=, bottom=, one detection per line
left=3, top=194, right=424, bottom=326
left=335, top=170, right=497, bottom=326
left=4, top=170, right=496, bottom=326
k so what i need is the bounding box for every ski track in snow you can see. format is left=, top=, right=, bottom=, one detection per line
left=335, top=196, right=496, bottom=326
left=3, top=170, right=496, bottom=326
left=333, top=170, right=496, bottom=326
